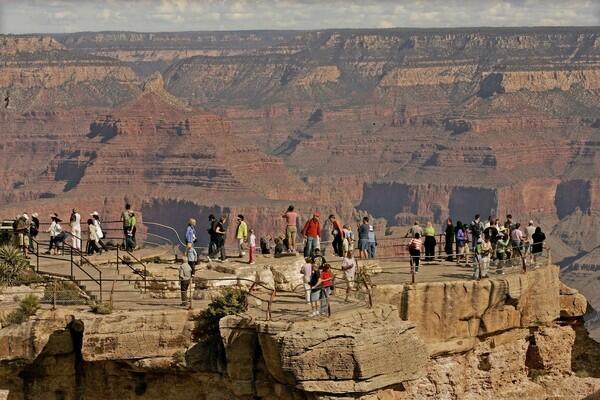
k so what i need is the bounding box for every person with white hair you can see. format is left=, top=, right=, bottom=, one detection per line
left=185, top=218, right=197, bottom=245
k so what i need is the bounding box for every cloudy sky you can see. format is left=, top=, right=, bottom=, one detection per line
left=0, top=0, right=598, bottom=34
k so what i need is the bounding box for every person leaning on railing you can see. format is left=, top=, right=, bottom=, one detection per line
left=531, top=227, right=546, bottom=264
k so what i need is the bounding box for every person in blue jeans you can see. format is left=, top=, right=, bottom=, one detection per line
left=368, top=225, right=377, bottom=259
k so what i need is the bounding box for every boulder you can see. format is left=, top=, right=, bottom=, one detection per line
left=256, top=304, right=428, bottom=394
left=268, top=258, right=305, bottom=292
left=528, top=325, right=576, bottom=372
left=559, top=282, right=588, bottom=318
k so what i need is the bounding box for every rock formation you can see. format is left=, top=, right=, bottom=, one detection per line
left=0, top=265, right=598, bottom=399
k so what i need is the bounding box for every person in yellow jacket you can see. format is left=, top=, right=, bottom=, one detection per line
left=423, top=221, right=437, bottom=262
left=235, top=214, right=248, bottom=257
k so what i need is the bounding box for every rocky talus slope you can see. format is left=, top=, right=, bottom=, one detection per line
left=0, top=265, right=598, bottom=399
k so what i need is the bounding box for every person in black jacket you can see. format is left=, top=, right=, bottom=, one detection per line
left=444, top=218, right=455, bottom=262
left=531, top=227, right=546, bottom=264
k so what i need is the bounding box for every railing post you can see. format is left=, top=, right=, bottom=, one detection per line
left=116, top=246, right=119, bottom=273
left=70, top=246, right=74, bottom=280
left=143, top=264, right=147, bottom=294
left=52, top=280, right=57, bottom=310
left=99, top=271, right=103, bottom=302
left=36, top=240, right=39, bottom=273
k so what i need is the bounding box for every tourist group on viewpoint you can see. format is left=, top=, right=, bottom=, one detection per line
left=9, top=205, right=137, bottom=258
left=9, top=204, right=547, bottom=313
left=177, top=206, right=546, bottom=312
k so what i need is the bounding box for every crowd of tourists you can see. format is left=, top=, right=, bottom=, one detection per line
left=406, top=214, right=546, bottom=280
left=11, top=204, right=137, bottom=258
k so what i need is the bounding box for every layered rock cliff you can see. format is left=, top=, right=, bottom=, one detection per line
left=0, top=265, right=598, bottom=399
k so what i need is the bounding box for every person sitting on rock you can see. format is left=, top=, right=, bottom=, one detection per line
left=260, top=235, right=271, bottom=255
left=274, top=237, right=285, bottom=257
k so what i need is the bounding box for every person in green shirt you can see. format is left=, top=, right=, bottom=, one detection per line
left=423, top=221, right=437, bottom=262
left=494, top=232, right=510, bottom=274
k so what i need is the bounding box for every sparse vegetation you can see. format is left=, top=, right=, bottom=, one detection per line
left=171, top=350, right=187, bottom=368
left=90, top=302, right=113, bottom=314
left=2, top=294, right=40, bottom=325
left=42, top=280, right=87, bottom=305
left=0, top=245, right=30, bottom=286
left=192, top=287, right=247, bottom=342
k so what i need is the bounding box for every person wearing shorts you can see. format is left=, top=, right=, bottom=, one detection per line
left=283, top=205, right=298, bottom=253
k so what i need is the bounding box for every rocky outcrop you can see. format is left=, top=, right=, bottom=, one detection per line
left=373, top=266, right=563, bottom=355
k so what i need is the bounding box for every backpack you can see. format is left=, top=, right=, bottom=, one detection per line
left=471, top=221, right=482, bottom=237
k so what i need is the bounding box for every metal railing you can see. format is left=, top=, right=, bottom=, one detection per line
left=30, top=237, right=104, bottom=302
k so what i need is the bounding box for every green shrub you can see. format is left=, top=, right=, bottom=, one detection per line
left=3, top=294, right=40, bottom=325
left=192, top=287, right=247, bottom=342
left=90, top=302, right=113, bottom=314
left=0, top=245, right=30, bottom=285
left=171, top=350, right=187, bottom=368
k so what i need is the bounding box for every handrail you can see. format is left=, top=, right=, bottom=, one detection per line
left=115, top=246, right=148, bottom=293
left=30, top=237, right=103, bottom=302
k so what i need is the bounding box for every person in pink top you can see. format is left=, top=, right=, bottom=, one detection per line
left=282, top=205, right=298, bottom=253
left=248, top=229, right=256, bottom=264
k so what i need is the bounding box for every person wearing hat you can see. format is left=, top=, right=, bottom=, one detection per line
left=45, top=213, right=64, bottom=255
left=524, top=220, right=536, bottom=258
left=91, top=211, right=108, bottom=252
left=14, top=213, right=30, bottom=258
left=70, top=208, right=82, bottom=251
left=301, top=212, right=321, bottom=258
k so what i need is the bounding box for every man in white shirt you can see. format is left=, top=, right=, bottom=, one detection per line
left=70, top=208, right=81, bottom=251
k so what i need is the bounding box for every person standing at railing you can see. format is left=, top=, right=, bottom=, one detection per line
left=14, top=213, right=29, bottom=258
left=510, top=222, right=524, bottom=258
left=308, top=263, right=322, bottom=316
left=368, top=225, right=377, bottom=259
left=45, top=213, right=64, bottom=255
left=235, top=215, right=248, bottom=257
left=70, top=208, right=81, bottom=251
left=91, top=212, right=108, bottom=253
left=28, top=212, right=39, bottom=253
left=302, top=212, right=321, bottom=257
left=319, top=264, right=333, bottom=316
left=474, top=234, right=492, bottom=280
left=524, top=220, right=536, bottom=256
left=495, top=231, right=510, bottom=273
left=328, top=214, right=344, bottom=257
left=179, top=261, right=192, bottom=307
left=282, top=205, right=298, bottom=253
left=125, top=212, right=137, bottom=251
left=207, top=214, right=218, bottom=257
left=531, top=227, right=546, bottom=265
left=408, top=233, right=423, bottom=273
left=470, top=214, right=484, bottom=252
left=185, top=218, right=197, bottom=246
left=444, top=218, right=455, bottom=261
left=405, top=221, right=423, bottom=238
left=357, top=217, right=370, bottom=260
left=120, top=203, right=132, bottom=248
left=86, top=218, right=101, bottom=255
left=423, top=221, right=437, bottom=262
left=455, top=221, right=467, bottom=264
left=341, top=250, right=357, bottom=302
left=215, top=215, right=228, bottom=262
left=300, top=257, right=313, bottom=303
left=185, top=242, right=198, bottom=274
left=248, top=229, right=256, bottom=265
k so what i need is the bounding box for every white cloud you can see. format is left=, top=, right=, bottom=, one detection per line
left=1, top=0, right=598, bottom=34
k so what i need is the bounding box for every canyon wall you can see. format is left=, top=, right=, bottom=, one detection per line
left=0, top=265, right=598, bottom=399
